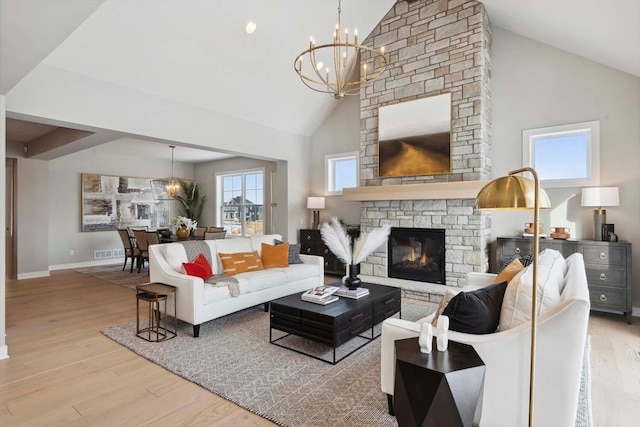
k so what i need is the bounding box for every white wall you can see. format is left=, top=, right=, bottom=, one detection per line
left=309, top=94, right=361, bottom=226
left=194, top=156, right=277, bottom=231
left=16, top=157, right=49, bottom=277
left=491, top=28, right=640, bottom=305
left=0, top=95, right=8, bottom=359
left=47, top=147, right=193, bottom=268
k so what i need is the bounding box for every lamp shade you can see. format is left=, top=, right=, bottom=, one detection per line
left=307, top=196, right=325, bottom=210
left=475, top=176, right=551, bottom=210
left=581, top=187, right=619, bottom=207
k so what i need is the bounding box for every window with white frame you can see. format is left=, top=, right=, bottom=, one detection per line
left=216, top=169, right=264, bottom=237
left=325, top=152, right=358, bottom=195
left=522, top=121, right=600, bottom=188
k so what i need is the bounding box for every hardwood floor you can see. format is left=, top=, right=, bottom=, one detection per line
left=1, top=270, right=638, bottom=426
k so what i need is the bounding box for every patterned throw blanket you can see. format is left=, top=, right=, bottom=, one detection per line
left=179, top=241, right=240, bottom=297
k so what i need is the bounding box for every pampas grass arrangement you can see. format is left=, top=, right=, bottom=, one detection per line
left=320, top=217, right=391, bottom=266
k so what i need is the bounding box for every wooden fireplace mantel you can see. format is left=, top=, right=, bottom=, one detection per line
left=342, top=180, right=489, bottom=201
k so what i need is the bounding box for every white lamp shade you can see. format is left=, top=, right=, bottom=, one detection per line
left=307, top=196, right=325, bottom=209
left=581, top=187, right=619, bottom=207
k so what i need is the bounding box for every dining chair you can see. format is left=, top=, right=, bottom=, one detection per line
left=117, top=228, right=139, bottom=273
left=193, top=227, right=207, bottom=238
left=204, top=231, right=226, bottom=240
left=132, top=229, right=150, bottom=273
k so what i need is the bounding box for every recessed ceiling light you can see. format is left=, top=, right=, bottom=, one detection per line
left=245, top=21, right=257, bottom=34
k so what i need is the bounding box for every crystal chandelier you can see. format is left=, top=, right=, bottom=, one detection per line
left=294, top=0, right=387, bottom=99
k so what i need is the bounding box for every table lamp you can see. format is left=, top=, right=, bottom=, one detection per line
left=307, top=196, right=325, bottom=229
left=475, top=167, right=551, bottom=427
left=581, top=187, right=619, bottom=240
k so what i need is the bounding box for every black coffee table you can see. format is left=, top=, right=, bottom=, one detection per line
left=269, top=282, right=401, bottom=364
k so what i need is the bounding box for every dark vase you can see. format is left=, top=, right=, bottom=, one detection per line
left=344, top=263, right=361, bottom=290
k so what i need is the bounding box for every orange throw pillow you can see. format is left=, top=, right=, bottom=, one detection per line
left=219, top=251, right=264, bottom=276
left=495, top=258, right=524, bottom=284
left=261, top=242, right=289, bottom=268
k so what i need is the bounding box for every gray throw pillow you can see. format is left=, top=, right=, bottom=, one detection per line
left=274, top=239, right=303, bottom=264
left=498, top=253, right=533, bottom=273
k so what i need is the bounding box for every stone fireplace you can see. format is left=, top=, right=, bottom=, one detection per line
left=349, top=0, right=493, bottom=301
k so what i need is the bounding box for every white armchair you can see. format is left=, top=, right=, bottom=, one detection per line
left=381, top=253, right=590, bottom=427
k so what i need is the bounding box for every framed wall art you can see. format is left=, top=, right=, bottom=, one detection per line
left=81, top=173, right=171, bottom=232
left=378, top=92, right=452, bottom=178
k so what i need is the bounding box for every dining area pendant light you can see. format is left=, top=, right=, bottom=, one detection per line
left=151, top=145, right=194, bottom=200
left=294, top=0, right=387, bottom=99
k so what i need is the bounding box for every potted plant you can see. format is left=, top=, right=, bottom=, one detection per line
left=174, top=180, right=206, bottom=225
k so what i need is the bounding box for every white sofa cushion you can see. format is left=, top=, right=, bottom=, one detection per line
left=499, top=249, right=564, bottom=331
left=203, top=283, right=235, bottom=305
left=237, top=269, right=288, bottom=293
left=269, top=263, right=321, bottom=282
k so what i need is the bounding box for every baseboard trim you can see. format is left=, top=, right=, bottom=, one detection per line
left=0, top=345, right=9, bottom=360
left=50, top=259, right=122, bottom=271
left=17, top=271, right=50, bottom=280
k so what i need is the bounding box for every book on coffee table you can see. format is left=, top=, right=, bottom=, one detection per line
left=333, top=286, right=370, bottom=299
left=301, top=294, right=339, bottom=305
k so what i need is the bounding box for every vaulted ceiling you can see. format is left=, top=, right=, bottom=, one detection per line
left=2, top=0, right=638, bottom=159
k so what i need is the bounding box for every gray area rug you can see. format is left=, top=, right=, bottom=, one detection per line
left=74, top=264, right=149, bottom=289
left=102, top=302, right=592, bottom=427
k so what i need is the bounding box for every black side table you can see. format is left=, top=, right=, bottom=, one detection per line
left=394, top=337, right=485, bottom=427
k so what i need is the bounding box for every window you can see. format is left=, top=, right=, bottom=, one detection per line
left=216, top=169, right=264, bottom=237
left=522, top=121, right=599, bottom=188
left=325, top=152, right=358, bottom=195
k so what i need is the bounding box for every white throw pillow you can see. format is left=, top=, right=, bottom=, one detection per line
left=498, top=250, right=564, bottom=331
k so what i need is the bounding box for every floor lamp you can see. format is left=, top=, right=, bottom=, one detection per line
left=475, top=167, right=551, bottom=427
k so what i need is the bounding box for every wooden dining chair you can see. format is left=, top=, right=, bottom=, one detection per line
left=132, top=229, right=150, bottom=273
left=204, top=231, right=226, bottom=240
left=193, top=227, right=207, bottom=238
left=117, top=228, right=139, bottom=273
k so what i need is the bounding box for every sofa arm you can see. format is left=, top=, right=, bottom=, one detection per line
left=299, top=254, right=325, bottom=286
left=149, top=245, right=204, bottom=325
left=464, top=272, right=498, bottom=290
left=380, top=318, right=423, bottom=395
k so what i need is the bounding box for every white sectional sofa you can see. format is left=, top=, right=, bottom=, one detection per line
left=381, top=250, right=591, bottom=427
left=149, top=234, right=324, bottom=337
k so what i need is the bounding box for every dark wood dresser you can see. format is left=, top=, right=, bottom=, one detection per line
left=300, top=227, right=360, bottom=276
left=496, top=237, right=632, bottom=323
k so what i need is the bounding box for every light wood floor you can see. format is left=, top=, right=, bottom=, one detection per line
left=0, top=270, right=638, bottom=426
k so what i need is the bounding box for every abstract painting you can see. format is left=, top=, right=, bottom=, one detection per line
left=81, top=173, right=170, bottom=232
left=378, top=92, right=452, bottom=177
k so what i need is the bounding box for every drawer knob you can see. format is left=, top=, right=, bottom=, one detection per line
left=599, top=294, right=607, bottom=302
left=324, top=249, right=329, bottom=254
left=306, top=248, right=311, bottom=253
left=599, top=252, right=606, bottom=260
left=599, top=273, right=607, bottom=280
left=306, top=235, right=311, bottom=240
left=324, top=262, right=329, bottom=267
left=514, top=247, right=521, bottom=254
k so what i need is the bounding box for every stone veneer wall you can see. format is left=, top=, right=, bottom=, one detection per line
left=358, top=0, right=492, bottom=290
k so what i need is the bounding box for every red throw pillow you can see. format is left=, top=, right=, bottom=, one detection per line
left=182, top=253, right=213, bottom=279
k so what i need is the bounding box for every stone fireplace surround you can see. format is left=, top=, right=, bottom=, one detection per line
left=345, top=0, right=493, bottom=302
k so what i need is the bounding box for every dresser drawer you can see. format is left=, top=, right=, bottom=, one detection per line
left=300, top=230, right=322, bottom=244
left=335, top=315, right=373, bottom=346
left=582, top=246, right=626, bottom=266
left=301, top=243, right=320, bottom=256
left=589, top=286, right=626, bottom=310
left=500, top=240, right=534, bottom=257
left=585, top=267, right=626, bottom=288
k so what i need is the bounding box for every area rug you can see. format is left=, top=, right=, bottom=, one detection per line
left=102, top=303, right=592, bottom=427
left=73, top=264, right=149, bottom=289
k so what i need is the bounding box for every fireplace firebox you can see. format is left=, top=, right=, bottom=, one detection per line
left=387, top=228, right=445, bottom=284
